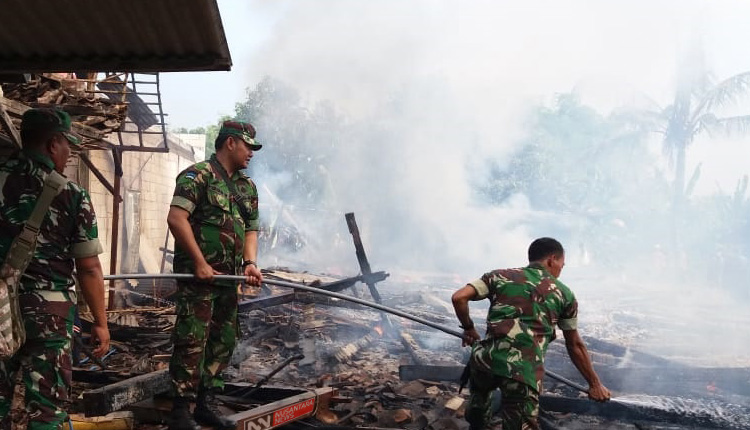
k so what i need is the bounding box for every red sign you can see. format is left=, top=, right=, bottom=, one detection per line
left=272, top=398, right=316, bottom=426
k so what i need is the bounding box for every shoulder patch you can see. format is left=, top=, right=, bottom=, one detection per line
left=184, top=171, right=197, bottom=180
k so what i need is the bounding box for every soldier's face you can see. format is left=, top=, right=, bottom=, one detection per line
left=548, top=253, right=565, bottom=278
left=49, top=133, right=72, bottom=173
left=232, top=136, right=254, bottom=170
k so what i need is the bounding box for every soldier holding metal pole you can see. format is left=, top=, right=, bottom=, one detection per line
left=0, top=108, right=110, bottom=430
left=166, top=120, right=263, bottom=430
left=452, top=237, right=610, bottom=430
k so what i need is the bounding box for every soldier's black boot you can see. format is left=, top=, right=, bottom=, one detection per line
left=168, top=397, right=201, bottom=430
left=194, top=388, right=236, bottom=430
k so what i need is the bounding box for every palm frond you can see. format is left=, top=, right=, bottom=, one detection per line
left=609, top=107, right=666, bottom=133
left=698, top=114, right=750, bottom=138
left=693, top=71, right=750, bottom=119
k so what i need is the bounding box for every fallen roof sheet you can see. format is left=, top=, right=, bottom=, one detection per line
left=0, top=0, right=232, bottom=73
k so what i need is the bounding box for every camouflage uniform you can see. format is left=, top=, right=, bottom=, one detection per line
left=0, top=150, right=102, bottom=430
left=169, top=154, right=259, bottom=398
left=466, top=263, right=578, bottom=430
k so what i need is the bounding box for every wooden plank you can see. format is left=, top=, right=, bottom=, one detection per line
left=540, top=395, right=745, bottom=429
left=0, top=96, right=107, bottom=142
left=399, top=364, right=464, bottom=382
left=0, top=97, right=21, bottom=149
left=82, top=369, right=172, bottom=417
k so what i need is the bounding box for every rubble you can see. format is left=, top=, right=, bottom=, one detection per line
left=65, top=265, right=750, bottom=430
left=1, top=74, right=128, bottom=136
left=61, top=215, right=750, bottom=429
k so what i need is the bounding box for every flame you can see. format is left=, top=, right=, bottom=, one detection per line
left=374, top=325, right=384, bottom=336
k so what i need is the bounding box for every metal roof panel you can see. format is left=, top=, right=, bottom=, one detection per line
left=0, top=0, right=232, bottom=73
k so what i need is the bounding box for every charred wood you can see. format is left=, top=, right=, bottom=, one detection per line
left=399, top=365, right=464, bottom=382
left=539, top=394, right=750, bottom=430
left=399, top=332, right=431, bottom=366
left=82, top=369, right=171, bottom=416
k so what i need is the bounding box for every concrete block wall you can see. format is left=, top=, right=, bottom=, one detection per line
left=76, top=131, right=201, bottom=287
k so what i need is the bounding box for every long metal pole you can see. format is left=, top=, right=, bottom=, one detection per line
left=103, top=273, right=590, bottom=394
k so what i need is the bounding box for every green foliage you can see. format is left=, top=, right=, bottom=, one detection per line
left=479, top=93, right=667, bottom=214
left=203, top=116, right=230, bottom=158
left=477, top=93, right=673, bottom=262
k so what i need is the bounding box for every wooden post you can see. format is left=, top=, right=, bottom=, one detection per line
left=345, top=212, right=381, bottom=303
left=108, top=148, right=123, bottom=310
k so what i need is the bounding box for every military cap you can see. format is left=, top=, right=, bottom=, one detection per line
left=219, top=120, right=262, bottom=150
left=21, top=108, right=81, bottom=145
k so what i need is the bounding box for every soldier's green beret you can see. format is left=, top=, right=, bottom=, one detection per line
left=219, top=120, right=262, bottom=150
left=21, top=108, right=82, bottom=145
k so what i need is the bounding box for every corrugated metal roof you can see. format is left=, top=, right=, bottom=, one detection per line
left=0, top=0, right=232, bottom=73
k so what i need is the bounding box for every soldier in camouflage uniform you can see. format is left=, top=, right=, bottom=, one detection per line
left=452, top=237, right=610, bottom=430
left=0, top=109, right=110, bottom=430
left=167, top=120, right=263, bottom=430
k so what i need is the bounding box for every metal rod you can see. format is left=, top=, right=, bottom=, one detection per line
left=101, top=273, right=590, bottom=395
left=105, top=273, right=460, bottom=337
left=243, top=354, right=305, bottom=398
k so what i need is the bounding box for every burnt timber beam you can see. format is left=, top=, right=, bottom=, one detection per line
left=546, top=363, right=750, bottom=398
left=399, top=364, right=465, bottom=382
left=79, top=152, right=121, bottom=200
left=238, top=272, right=388, bottom=312
left=82, top=369, right=171, bottom=417
left=345, top=212, right=382, bottom=303
left=0, top=96, right=109, bottom=146
left=320, top=271, right=389, bottom=292
left=107, top=147, right=123, bottom=310
left=345, top=212, right=395, bottom=334
left=399, top=331, right=431, bottom=366
left=238, top=291, right=295, bottom=312
left=539, top=395, right=745, bottom=429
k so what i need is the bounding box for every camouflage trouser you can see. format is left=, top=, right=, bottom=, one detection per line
left=169, top=282, right=238, bottom=399
left=0, top=292, right=75, bottom=430
left=465, top=352, right=540, bottom=430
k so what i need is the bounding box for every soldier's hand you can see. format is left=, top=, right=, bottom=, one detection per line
left=588, top=382, right=611, bottom=402
left=244, top=264, right=262, bottom=287
left=462, top=327, right=481, bottom=347
left=90, top=323, right=110, bottom=357
left=195, top=260, right=216, bottom=282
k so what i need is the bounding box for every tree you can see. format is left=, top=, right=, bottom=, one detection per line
left=647, top=52, right=750, bottom=209
left=478, top=93, right=670, bottom=262
left=203, top=116, right=230, bottom=158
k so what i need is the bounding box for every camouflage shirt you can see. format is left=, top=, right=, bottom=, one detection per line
left=0, top=150, right=102, bottom=294
left=170, top=154, right=259, bottom=285
left=470, top=263, right=578, bottom=392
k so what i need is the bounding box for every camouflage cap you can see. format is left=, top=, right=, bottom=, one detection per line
left=219, top=120, right=262, bottom=150
left=21, top=108, right=82, bottom=145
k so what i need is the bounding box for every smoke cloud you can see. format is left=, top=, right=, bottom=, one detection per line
left=236, top=0, right=750, bottom=367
